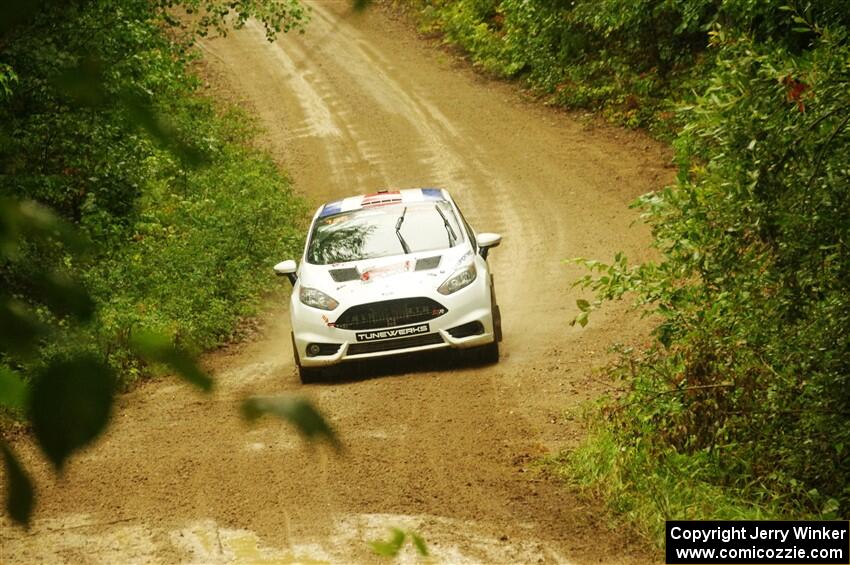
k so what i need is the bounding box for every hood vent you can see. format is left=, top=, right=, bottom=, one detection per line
left=330, top=256, right=441, bottom=281
left=415, top=256, right=441, bottom=271
left=329, top=267, right=360, bottom=282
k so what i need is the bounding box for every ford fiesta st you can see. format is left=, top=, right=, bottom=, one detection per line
left=274, top=188, right=502, bottom=383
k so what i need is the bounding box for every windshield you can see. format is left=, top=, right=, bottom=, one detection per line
left=307, top=202, right=464, bottom=265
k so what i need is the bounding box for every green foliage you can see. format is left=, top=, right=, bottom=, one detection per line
left=157, top=0, right=309, bottom=42
left=0, top=64, right=17, bottom=99
left=557, top=423, right=785, bottom=547
left=368, top=527, right=429, bottom=559
left=0, top=367, right=27, bottom=411
left=556, top=2, right=850, bottom=542
left=402, top=0, right=850, bottom=133
left=80, top=108, right=305, bottom=382
left=402, top=0, right=703, bottom=130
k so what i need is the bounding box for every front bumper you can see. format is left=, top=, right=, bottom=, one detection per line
left=291, top=277, right=495, bottom=367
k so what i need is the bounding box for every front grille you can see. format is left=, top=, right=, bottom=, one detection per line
left=448, top=321, right=484, bottom=338
left=334, top=297, right=447, bottom=330
left=347, top=333, right=443, bottom=355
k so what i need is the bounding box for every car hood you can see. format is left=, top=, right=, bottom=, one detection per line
left=298, top=247, right=471, bottom=303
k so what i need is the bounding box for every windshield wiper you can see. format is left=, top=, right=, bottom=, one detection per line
left=395, top=206, right=411, bottom=254
left=435, top=204, right=457, bottom=247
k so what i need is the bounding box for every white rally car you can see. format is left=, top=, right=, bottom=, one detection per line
left=274, top=188, right=502, bottom=382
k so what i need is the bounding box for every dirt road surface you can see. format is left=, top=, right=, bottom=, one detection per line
left=1, top=2, right=673, bottom=563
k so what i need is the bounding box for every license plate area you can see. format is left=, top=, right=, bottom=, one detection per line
left=355, top=323, right=430, bottom=342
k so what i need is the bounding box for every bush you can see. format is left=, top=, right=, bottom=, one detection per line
left=84, top=108, right=305, bottom=381
left=567, top=7, right=850, bottom=540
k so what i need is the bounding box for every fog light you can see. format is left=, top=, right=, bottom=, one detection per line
left=307, top=343, right=322, bottom=357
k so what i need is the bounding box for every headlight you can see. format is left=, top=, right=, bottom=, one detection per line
left=438, top=263, right=477, bottom=295
left=299, top=287, right=339, bottom=310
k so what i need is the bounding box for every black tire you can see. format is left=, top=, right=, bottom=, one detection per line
left=490, top=275, right=503, bottom=342
left=492, top=303, right=502, bottom=342
left=298, top=365, right=322, bottom=384
left=473, top=274, right=501, bottom=364
left=292, top=332, right=321, bottom=384
left=475, top=339, right=500, bottom=365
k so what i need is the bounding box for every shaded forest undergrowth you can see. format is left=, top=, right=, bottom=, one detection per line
left=1, top=1, right=306, bottom=397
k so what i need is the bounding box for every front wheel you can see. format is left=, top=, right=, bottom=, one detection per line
left=292, top=332, right=322, bottom=384
left=473, top=339, right=499, bottom=365
left=490, top=275, right=502, bottom=342
left=298, top=365, right=322, bottom=384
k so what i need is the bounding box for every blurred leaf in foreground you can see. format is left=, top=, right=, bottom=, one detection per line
left=52, top=56, right=107, bottom=108
left=131, top=331, right=213, bottom=392
left=410, top=531, right=429, bottom=557
left=351, top=0, right=373, bottom=12
left=29, top=270, right=95, bottom=322
left=0, top=199, right=86, bottom=259
left=1, top=441, right=34, bottom=527
left=29, top=356, right=115, bottom=471
left=242, top=396, right=339, bottom=449
left=120, top=90, right=207, bottom=167
left=369, top=527, right=406, bottom=557
left=369, top=527, right=429, bottom=558
left=0, top=299, right=46, bottom=358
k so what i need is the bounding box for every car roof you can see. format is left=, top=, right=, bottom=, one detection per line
left=317, top=188, right=448, bottom=218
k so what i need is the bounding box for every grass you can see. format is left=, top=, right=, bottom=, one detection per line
left=84, top=99, right=306, bottom=385
left=550, top=420, right=813, bottom=548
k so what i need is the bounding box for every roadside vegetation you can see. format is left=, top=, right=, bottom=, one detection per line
left=0, top=0, right=342, bottom=527
left=395, top=0, right=850, bottom=545
left=2, top=0, right=307, bottom=388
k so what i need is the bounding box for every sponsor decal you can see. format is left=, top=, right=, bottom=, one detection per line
left=356, top=323, right=430, bottom=342
left=360, top=260, right=413, bottom=281
left=361, top=192, right=402, bottom=208
left=454, top=250, right=473, bottom=269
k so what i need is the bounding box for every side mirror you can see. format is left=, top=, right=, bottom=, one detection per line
left=274, top=259, right=298, bottom=285
left=476, top=233, right=501, bottom=259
